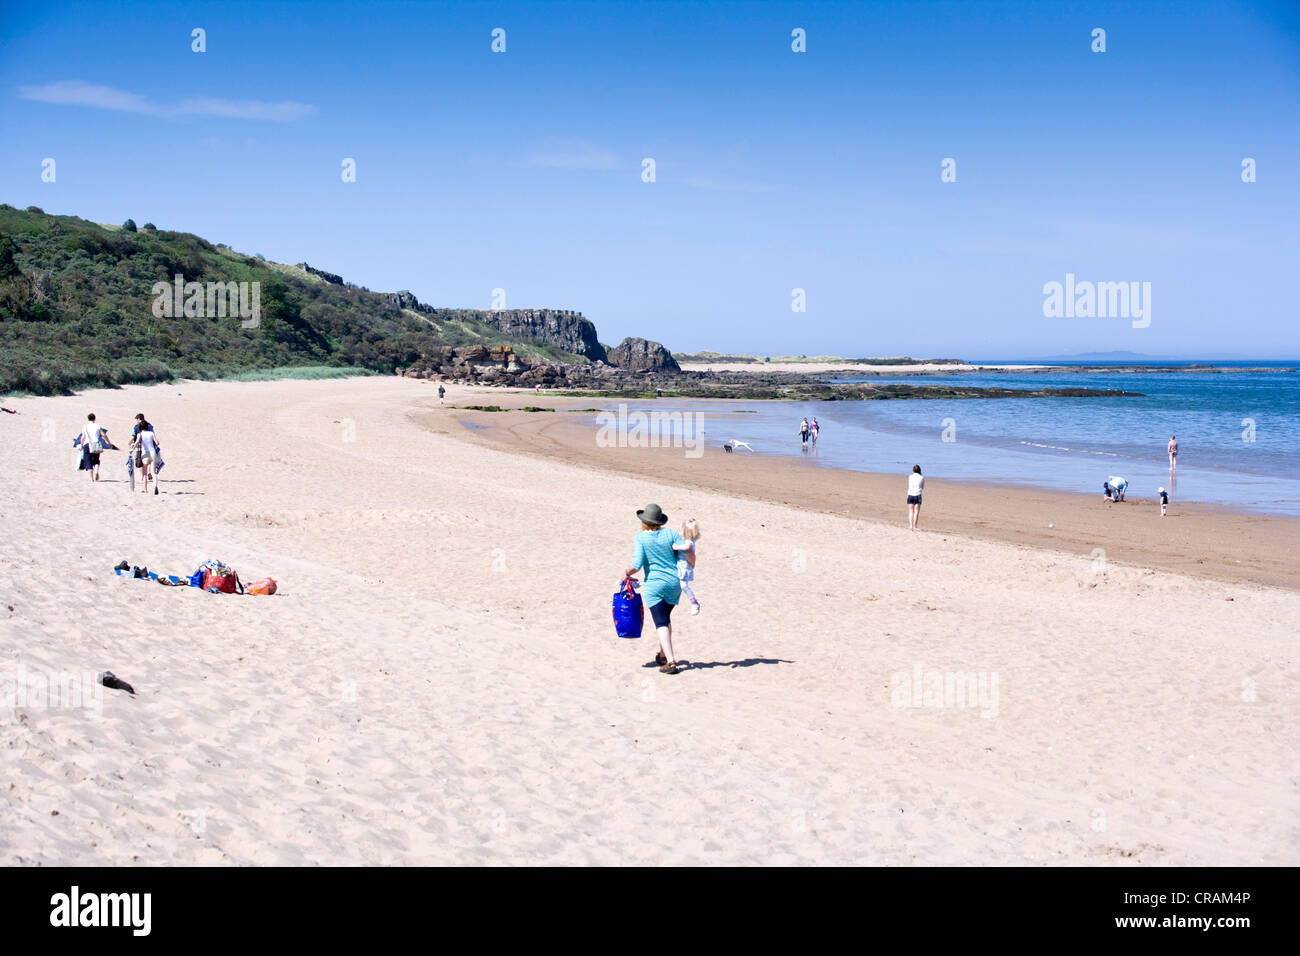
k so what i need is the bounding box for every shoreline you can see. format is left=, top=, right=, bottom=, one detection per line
left=679, top=361, right=1296, bottom=376
left=4, top=375, right=1297, bottom=865
left=436, top=389, right=1300, bottom=592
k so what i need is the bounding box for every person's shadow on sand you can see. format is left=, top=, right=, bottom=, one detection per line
left=642, top=657, right=792, bottom=670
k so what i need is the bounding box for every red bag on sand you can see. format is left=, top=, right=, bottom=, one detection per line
left=246, top=577, right=277, bottom=595
left=202, top=568, right=243, bottom=593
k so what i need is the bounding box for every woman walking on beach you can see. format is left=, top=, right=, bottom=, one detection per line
left=907, top=465, right=924, bottom=531
left=131, top=414, right=161, bottom=495
left=620, top=503, right=686, bottom=674
left=799, top=417, right=811, bottom=450
left=1168, top=435, right=1178, bottom=473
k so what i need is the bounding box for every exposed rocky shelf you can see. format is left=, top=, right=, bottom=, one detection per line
left=398, top=349, right=1142, bottom=400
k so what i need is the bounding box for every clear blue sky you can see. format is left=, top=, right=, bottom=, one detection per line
left=2, top=0, right=1297, bottom=358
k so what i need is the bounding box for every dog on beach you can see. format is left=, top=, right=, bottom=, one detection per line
left=724, top=440, right=755, bottom=453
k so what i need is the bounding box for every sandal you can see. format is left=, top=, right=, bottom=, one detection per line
left=659, top=662, right=680, bottom=675
left=654, top=651, right=667, bottom=665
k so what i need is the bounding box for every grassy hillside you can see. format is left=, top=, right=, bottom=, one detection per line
left=0, top=205, right=583, bottom=395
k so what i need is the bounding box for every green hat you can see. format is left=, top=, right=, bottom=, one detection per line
left=636, top=503, right=668, bottom=526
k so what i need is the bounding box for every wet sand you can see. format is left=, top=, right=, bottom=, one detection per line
left=441, top=392, right=1300, bottom=592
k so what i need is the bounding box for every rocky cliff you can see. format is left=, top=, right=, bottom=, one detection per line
left=477, top=309, right=607, bottom=361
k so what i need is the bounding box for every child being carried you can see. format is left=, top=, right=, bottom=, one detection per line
left=673, top=518, right=702, bottom=615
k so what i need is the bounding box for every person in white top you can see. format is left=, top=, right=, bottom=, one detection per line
left=906, top=464, right=925, bottom=531
left=79, top=413, right=107, bottom=481
left=131, top=415, right=162, bottom=495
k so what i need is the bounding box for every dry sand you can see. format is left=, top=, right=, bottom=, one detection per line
left=1, top=376, right=1296, bottom=865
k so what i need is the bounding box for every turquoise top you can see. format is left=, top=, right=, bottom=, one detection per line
left=632, top=528, right=685, bottom=607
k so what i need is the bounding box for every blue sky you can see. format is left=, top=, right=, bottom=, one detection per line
left=2, top=0, right=1297, bottom=358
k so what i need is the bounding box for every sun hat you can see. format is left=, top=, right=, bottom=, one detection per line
left=636, top=503, right=668, bottom=526
left=1158, top=486, right=1165, bottom=493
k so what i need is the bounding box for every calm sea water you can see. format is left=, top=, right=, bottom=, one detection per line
left=585, top=362, right=1300, bottom=516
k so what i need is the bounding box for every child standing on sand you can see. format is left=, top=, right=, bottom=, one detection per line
left=673, top=519, right=702, bottom=615
left=1158, top=486, right=1169, bottom=517
left=907, top=465, right=924, bottom=530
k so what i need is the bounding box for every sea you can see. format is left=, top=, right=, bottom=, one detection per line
left=583, top=361, right=1300, bottom=516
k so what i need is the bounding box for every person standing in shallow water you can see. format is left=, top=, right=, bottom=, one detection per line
left=1168, top=435, right=1178, bottom=473
left=620, top=503, right=686, bottom=675
left=907, top=465, right=924, bottom=531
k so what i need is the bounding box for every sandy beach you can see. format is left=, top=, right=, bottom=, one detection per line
left=2, top=376, right=1296, bottom=865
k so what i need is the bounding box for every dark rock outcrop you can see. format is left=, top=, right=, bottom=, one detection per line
left=478, top=309, right=606, bottom=361
left=300, top=263, right=344, bottom=285
left=386, top=290, right=430, bottom=313
left=605, top=337, right=680, bottom=372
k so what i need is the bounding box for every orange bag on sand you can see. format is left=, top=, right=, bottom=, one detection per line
left=246, top=577, right=278, bottom=595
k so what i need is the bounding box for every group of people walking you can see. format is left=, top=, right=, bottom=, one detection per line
left=798, top=417, right=819, bottom=449
left=75, top=412, right=163, bottom=494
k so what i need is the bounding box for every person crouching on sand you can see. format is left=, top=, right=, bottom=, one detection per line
left=907, top=465, right=924, bottom=530
left=673, top=518, right=702, bottom=615
left=620, top=503, right=686, bottom=674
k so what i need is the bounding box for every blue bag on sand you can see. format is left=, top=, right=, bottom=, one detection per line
left=612, top=580, right=644, bottom=638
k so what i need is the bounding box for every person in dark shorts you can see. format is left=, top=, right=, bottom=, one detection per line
left=620, top=503, right=687, bottom=674
left=78, top=413, right=107, bottom=481
left=907, top=464, right=924, bottom=530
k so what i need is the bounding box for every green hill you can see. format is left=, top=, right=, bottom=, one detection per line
left=0, top=204, right=586, bottom=395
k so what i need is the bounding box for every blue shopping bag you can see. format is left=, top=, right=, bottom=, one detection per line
left=612, top=579, right=644, bottom=638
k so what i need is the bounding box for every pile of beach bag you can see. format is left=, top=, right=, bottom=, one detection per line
left=114, top=559, right=277, bottom=595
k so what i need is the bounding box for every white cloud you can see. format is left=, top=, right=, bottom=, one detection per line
left=523, top=141, right=619, bottom=170
left=19, top=80, right=156, bottom=113
left=677, top=175, right=779, bottom=193
left=177, top=97, right=317, bottom=122
left=18, top=80, right=317, bottom=122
